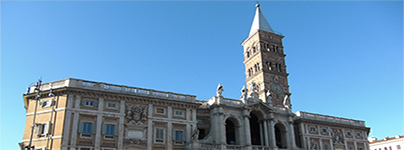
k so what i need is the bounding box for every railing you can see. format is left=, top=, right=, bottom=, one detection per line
left=296, top=111, right=365, bottom=127
left=222, top=98, right=244, bottom=107
left=200, top=143, right=221, bottom=149
left=27, top=78, right=196, bottom=103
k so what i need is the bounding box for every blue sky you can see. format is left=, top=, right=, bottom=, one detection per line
left=1, top=1, right=402, bottom=149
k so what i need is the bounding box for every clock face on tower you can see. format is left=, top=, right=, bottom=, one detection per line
left=271, top=83, right=283, bottom=94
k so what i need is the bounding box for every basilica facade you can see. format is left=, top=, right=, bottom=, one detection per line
left=20, top=4, right=370, bottom=150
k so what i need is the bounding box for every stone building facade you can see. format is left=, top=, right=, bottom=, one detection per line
left=19, top=4, right=370, bottom=150
left=368, top=135, right=404, bottom=150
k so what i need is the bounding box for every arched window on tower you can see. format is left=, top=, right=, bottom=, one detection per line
left=255, top=63, right=260, bottom=72
left=266, top=44, right=270, bottom=51
left=266, top=61, right=272, bottom=71
left=249, top=68, right=253, bottom=77
left=275, top=46, right=279, bottom=53
left=277, top=64, right=282, bottom=72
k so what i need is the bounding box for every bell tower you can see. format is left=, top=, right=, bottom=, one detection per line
left=241, top=4, right=290, bottom=107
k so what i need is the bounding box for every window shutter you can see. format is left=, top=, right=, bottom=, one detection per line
left=35, top=124, right=41, bottom=135
left=182, top=130, right=186, bottom=141
left=78, top=121, right=83, bottom=133
left=50, top=99, right=55, bottom=106
left=114, top=124, right=119, bottom=136
left=44, top=121, right=51, bottom=135
left=93, top=101, right=99, bottom=107
left=80, top=99, right=86, bottom=106
left=91, top=122, right=96, bottom=134
left=101, top=123, right=106, bottom=135
left=172, top=130, right=175, bottom=140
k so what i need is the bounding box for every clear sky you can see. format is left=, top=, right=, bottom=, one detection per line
left=1, top=1, right=402, bottom=149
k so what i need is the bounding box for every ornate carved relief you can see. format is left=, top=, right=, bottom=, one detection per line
left=125, top=104, right=148, bottom=125
left=332, top=129, right=344, bottom=144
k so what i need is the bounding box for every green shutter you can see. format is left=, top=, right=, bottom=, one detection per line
left=101, top=123, right=106, bottom=135
left=182, top=130, right=186, bottom=141
left=114, top=124, right=119, bottom=136
left=80, top=99, right=86, bottom=106
left=78, top=121, right=83, bottom=133
left=35, top=124, right=40, bottom=135
left=91, top=122, right=96, bottom=134
left=44, top=122, right=51, bottom=135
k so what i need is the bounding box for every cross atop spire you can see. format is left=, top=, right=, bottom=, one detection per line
left=248, top=4, right=274, bottom=36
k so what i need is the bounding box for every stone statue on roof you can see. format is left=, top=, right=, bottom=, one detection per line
left=216, top=83, right=223, bottom=97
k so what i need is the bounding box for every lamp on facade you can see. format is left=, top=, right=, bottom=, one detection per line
left=24, top=79, right=42, bottom=150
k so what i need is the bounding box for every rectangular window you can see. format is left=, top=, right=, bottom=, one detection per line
left=324, top=144, right=329, bottom=150
left=173, top=130, right=185, bottom=145
left=105, top=124, right=115, bottom=135
left=39, top=99, right=55, bottom=108
left=155, top=108, right=165, bottom=115
left=174, top=130, right=184, bottom=141
left=83, top=122, right=92, bottom=134
left=79, top=121, right=94, bottom=139
left=106, top=102, right=117, bottom=109
left=155, top=128, right=165, bottom=143
left=102, top=123, right=117, bottom=140
left=35, top=122, right=50, bottom=136
left=309, top=126, right=317, bottom=132
left=397, top=145, right=401, bottom=149
left=174, top=110, right=184, bottom=117
left=81, top=99, right=98, bottom=107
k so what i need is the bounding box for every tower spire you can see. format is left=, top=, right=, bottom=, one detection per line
left=248, top=3, right=274, bottom=36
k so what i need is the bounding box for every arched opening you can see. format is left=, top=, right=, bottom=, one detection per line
left=225, top=119, right=237, bottom=145
left=275, top=123, right=287, bottom=149
left=249, top=113, right=261, bottom=145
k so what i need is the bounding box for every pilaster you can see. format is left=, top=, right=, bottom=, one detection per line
left=117, top=100, right=125, bottom=150
left=243, top=109, right=251, bottom=146
left=147, top=104, right=153, bottom=150
left=268, top=119, right=277, bottom=148
left=62, top=95, right=74, bottom=150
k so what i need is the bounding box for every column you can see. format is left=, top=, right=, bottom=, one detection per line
left=342, top=129, right=348, bottom=149
left=186, top=123, right=191, bottom=142
left=259, top=121, right=264, bottom=145
left=147, top=104, right=153, bottom=150
left=167, top=106, right=172, bottom=149
left=354, top=141, right=358, bottom=150
left=117, top=100, right=125, bottom=150
left=329, top=139, right=334, bottom=150
left=319, top=138, right=323, bottom=150
left=306, top=137, right=311, bottom=150
left=94, top=114, right=103, bottom=150
left=243, top=109, right=251, bottom=146
left=186, top=109, right=191, bottom=142
left=70, top=95, right=81, bottom=150
left=62, top=95, right=74, bottom=150
left=288, top=120, right=296, bottom=149
left=268, top=120, right=276, bottom=148
left=218, top=107, right=225, bottom=144
left=94, top=98, right=104, bottom=150
left=263, top=120, right=269, bottom=146
left=299, top=123, right=307, bottom=149
left=363, top=142, right=368, bottom=150
left=167, top=122, right=173, bottom=149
